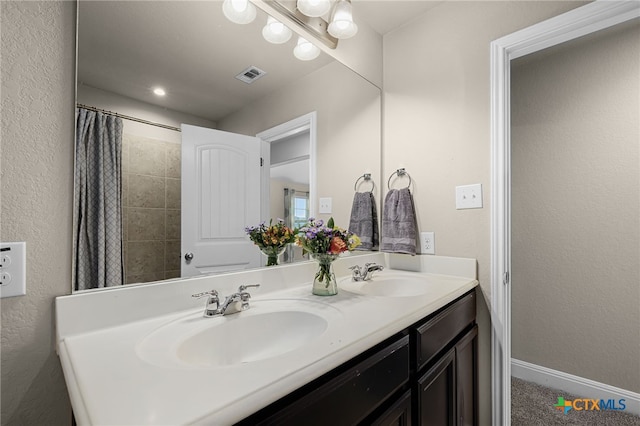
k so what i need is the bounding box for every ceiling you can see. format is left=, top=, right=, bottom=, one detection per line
left=353, top=0, right=444, bottom=35
left=77, top=1, right=443, bottom=123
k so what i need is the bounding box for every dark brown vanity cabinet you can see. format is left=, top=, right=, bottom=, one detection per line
left=414, top=291, right=478, bottom=426
left=238, top=290, right=477, bottom=426
left=416, top=326, right=478, bottom=426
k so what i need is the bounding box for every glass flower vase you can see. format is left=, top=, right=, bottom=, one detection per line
left=260, top=246, right=286, bottom=267
left=310, top=253, right=340, bottom=296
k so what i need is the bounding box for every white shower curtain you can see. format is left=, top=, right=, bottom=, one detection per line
left=73, top=108, right=123, bottom=291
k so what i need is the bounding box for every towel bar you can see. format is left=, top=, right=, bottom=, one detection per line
left=354, top=173, right=374, bottom=192
left=387, top=168, right=412, bottom=190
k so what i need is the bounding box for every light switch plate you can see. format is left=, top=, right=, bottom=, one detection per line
left=456, top=184, right=483, bottom=209
left=319, top=197, right=332, bottom=214
left=0, top=242, right=26, bottom=298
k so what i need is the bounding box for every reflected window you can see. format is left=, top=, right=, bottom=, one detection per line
left=293, top=195, right=309, bottom=228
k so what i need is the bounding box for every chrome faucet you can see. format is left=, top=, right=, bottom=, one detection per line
left=191, top=284, right=260, bottom=317
left=349, top=263, right=384, bottom=281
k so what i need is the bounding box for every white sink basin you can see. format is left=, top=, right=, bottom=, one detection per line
left=136, top=298, right=341, bottom=369
left=178, top=311, right=326, bottom=367
left=340, top=271, right=442, bottom=297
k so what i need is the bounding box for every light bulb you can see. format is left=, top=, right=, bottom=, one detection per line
left=152, top=87, right=166, bottom=96
left=328, top=0, right=358, bottom=39
left=262, top=16, right=292, bottom=44
left=293, top=37, right=320, bottom=61
left=296, top=0, right=331, bottom=18
left=222, top=0, right=257, bottom=24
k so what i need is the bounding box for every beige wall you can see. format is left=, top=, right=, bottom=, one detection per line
left=382, top=2, right=587, bottom=423
left=219, top=60, right=382, bottom=231
left=1, top=2, right=75, bottom=424
left=511, top=20, right=640, bottom=392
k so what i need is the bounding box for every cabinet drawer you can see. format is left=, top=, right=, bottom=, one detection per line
left=258, top=335, right=410, bottom=426
left=413, top=291, right=475, bottom=371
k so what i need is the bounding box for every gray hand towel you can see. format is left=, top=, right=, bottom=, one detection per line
left=348, top=192, right=379, bottom=250
left=381, top=188, right=417, bottom=255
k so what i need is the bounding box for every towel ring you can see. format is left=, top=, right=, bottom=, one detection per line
left=354, top=173, right=374, bottom=193
left=387, top=168, right=412, bottom=190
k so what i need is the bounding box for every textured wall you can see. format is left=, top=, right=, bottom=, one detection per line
left=382, top=2, right=587, bottom=424
left=511, top=20, right=640, bottom=392
left=1, top=1, right=75, bottom=425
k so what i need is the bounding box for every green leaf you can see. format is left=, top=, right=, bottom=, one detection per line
left=327, top=217, right=335, bottom=229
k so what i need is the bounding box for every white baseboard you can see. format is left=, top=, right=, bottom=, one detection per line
left=511, top=358, right=640, bottom=416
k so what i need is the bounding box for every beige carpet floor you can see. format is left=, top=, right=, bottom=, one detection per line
left=511, top=377, right=640, bottom=426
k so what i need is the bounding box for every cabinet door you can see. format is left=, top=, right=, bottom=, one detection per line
left=371, top=390, right=412, bottom=426
left=417, top=348, right=456, bottom=426
left=456, top=326, right=478, bottom=426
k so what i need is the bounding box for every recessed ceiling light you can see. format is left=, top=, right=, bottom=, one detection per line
left=153, top=87, right=166, bottom=96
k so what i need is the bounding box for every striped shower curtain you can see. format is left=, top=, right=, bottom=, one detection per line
left=73, top=108, right=124, bottom=290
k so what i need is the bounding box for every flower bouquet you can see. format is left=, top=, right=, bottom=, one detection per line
left=296, top=217, right=361, bottom=295
left=245, top=219, right=296, bottom=266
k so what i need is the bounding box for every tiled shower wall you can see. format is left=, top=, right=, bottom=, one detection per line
left=122, top=134, right=181, bottom=284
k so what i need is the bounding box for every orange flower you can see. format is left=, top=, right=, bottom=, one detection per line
left=329, top=237, right=347, bottom=254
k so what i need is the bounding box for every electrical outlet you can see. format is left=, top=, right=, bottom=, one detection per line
left=0, top=242, right=26, bottom=298
left=0, top=254, right=11, bottom=268
left=420, top=232, right=435, bottom=255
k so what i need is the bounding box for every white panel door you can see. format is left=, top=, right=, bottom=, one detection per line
left=181, top=124, right=262, bottom=276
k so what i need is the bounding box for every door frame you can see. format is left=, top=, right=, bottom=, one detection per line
left=489, top=1, right=640, bottom=423
left=256, top=112, right=318, bottom=222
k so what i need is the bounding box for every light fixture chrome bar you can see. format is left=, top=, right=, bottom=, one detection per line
left=265, top=0, right=338, bottom=49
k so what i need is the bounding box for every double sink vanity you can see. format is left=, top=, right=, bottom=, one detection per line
left=56, top=253, right=478, bottom=425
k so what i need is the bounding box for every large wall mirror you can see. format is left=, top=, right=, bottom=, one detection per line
left=74, top=1, right=382, bottom=292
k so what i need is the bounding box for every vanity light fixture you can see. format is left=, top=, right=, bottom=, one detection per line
left=222, top=0, right=257, bottom=24
left=296, top=0, right=331, bottom=18
left=152, top=87, right=166, bottom=96
left=262, top=16, right=293, bottom=44
left=293, top=36, right=320, bottom=61
left=327, top=0, right=358, bottom=39
left=267, top=0, right=359, bottom=49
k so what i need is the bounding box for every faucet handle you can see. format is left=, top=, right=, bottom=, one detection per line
left=238, top=283, right=260, bottom=293
left=349, top=265, right=362, bottom=271
left=191, top=289, right=219, bottom=299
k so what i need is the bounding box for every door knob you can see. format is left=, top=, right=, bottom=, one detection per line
left=184, top=252, right=194, bottom=262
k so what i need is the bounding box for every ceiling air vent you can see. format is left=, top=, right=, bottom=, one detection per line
left=235, top=66, right=267, bottom=84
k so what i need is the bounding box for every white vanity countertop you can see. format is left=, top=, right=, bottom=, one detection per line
left=56, top=254, right=478, bottom=425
